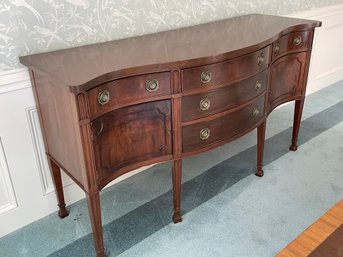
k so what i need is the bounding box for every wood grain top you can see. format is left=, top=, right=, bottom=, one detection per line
left=20, top=14, right=321, bottom=92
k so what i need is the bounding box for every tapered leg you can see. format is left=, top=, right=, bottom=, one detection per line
left=255, top=121, right=266, bottom=177
left=86, top=192, right=106, bottom=257
left=290, top=99, right=305, bottom=151
left=49, top=158, right=69, bottom=218
left=172, top=159, right=182, bottom=223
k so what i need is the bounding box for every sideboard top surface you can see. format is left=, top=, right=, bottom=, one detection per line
left=20, top=14, right=321, bottom=91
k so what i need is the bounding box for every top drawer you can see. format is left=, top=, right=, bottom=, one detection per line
left=88, top=72, right=171, bottom=117
left=181, top=46, right=270, bottom=92
left=272, top=30, right=313, bottom=60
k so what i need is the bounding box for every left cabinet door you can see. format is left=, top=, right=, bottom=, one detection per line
left=92, top=100, right=172, bottom=187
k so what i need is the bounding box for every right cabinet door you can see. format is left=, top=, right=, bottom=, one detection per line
left=269, top=52, right=308, bottom=111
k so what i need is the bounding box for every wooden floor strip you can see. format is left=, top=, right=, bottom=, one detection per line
left=308, top=224, right=343, bottom=257
left=276, top=199, right=343, bottom=257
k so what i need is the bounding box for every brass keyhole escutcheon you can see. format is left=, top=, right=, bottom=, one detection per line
left=98, top=90, right=110, bottom=105
left=252, top=107, right=260, bottom=117
left=200, top=128, right=210, bottom=140
left=255, top=80, right=262, bottom=91
left=257, top=53, right=265, bottom=66
left=293, top=35, right=302, bottom=46
left=274, top=43, right=280, bottom=54
left=200, top=98, right=211, bottom=111
left=145, top=79, right=160, bottom=92
left=200, top=70, right=212, bottom=84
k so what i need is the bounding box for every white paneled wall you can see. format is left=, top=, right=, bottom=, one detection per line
left=290, top=4, right=343, bottom=94
left=0, top=4, right=343, bottom=237
left=0, top=138, right=17, bottom=215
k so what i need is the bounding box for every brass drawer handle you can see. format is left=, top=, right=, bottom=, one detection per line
left=199, top=98, right=211, bottom=111
left=255, top=80, right=262, bottom=91
left=252, top=107, right=261, bottom=117
left=145, top=79, right=160, bottom=92
left=98, top=90, right=110, bottom=105
left=274, top=43, right=280, bottom=54
left=293, top=35, right=302, bottom=46
left=257, top=53, right=265, bottom=66
left=200, top=128, right=210, bottom=140
left=200, top=70, right=212, bottom=84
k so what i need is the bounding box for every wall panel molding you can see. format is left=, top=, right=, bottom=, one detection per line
left=288, top=3, right=343, bottom=20
left=26, top=107, right=73, bottom=196
left=0, top=138, right=17, bottom=215
left=0, top=68, right=31, bottom=94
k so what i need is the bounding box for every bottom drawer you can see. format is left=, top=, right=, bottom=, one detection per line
left=182, top=95, right=265, bottom=152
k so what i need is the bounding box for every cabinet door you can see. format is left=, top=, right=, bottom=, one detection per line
left=269, top=52, right=308, bottom=111
left=92, top=100, right=172, bottom=186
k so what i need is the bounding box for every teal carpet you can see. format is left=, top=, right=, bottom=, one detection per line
left=1, top=81, right=343, bottom=257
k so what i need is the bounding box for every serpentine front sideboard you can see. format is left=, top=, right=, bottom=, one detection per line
left=20, top=14, right=321, bottom=257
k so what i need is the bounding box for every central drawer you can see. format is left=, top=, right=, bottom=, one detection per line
left=182, top=70, right=267, bottom=121
left=182, top=94, right=265, bottom=152
left=181, top=46, right=270, bottom=92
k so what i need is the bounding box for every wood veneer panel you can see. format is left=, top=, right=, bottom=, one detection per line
left=32, top=71, right=87, bottom=188
left=182, top=70, right=267, bottom=121
left=92, top=100, right=172, bottom=187
left=269, top=52, right=307, bottom=111
left=20, top=14, right=320, bottom=91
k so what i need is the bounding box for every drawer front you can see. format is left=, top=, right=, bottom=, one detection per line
left=272, top=30, right=312, bottom=59
left=88, top=72, right=171, bottom=116
left=182, top=70, right=267, bottom=121
left=92, top=100, right=172, bottom=186
left=183, top=95, right=265, bottom=152
left=181, top=46, right=270, bottom=92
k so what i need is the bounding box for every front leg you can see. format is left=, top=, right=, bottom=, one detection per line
left=255, top=121, right=266, bottom=177
left=86, top=192, right=106, bottom=257
left=290, top=99, right=305, bottom=151
left=172, top=159, right=182, bottom=223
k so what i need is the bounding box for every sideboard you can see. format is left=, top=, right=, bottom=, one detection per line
left=20, top=14, right=321, bottom=257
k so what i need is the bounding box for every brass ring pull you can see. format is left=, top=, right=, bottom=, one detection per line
left=200, top=128, right=210, bottom=140
left=252, top=107, right=260, bottom=117
left=200, top=70, right=212, bottom=84
left=145, top=79, right=160, bottom=92
left=255, top=80, right=262, bottom=91
left=293, top=35, right=302, bottom=46
left=98, top=90, right=110, bottom=105
left=257, top=53, right=264, bottom=66
left=199, top=98, right=211, bottom=111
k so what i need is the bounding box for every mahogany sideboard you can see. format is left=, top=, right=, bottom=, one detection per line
left=20, top=14, right=321, bottom=257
